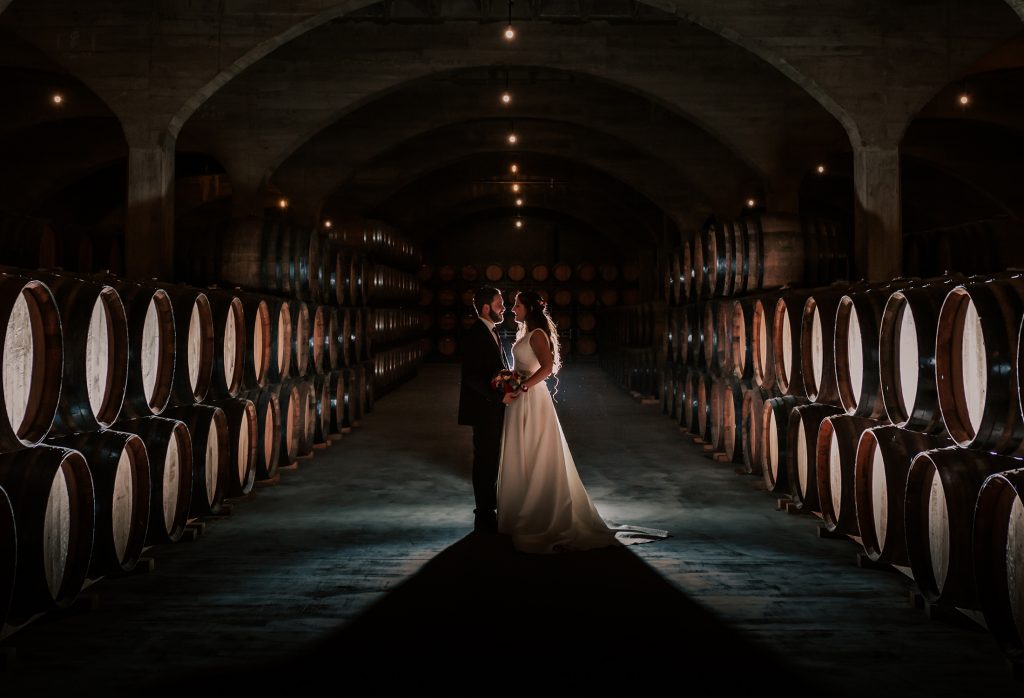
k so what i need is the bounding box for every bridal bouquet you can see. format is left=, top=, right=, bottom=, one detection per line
left=491, top=369, right=526, bottom=396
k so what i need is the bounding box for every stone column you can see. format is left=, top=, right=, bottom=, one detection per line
left=853, top=144, right=901, bottom=282
left=126, top=139, right=175, bottom=280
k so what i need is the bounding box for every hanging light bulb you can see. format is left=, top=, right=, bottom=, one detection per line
left=51, top=93, right=64, bottom=105
left=504, top=0, right=515, bottom=40
left=816, top=164, right=826, bottom=174
left=746, top=198, right=756, bottom=208
left=958, top=93, right=970, bottom=106
left=323, top=219, right=333, bottom=229
left=515, top=219, right=524, bottom=229
left=512, top=183, right=521, bottom=192
left=510, top=163, right=518, bottom=174
left=278, top=198, right=289, bottom=209
left=501, top=69, right=512, bottom=105
left=507, top=133, right=518, bottom=144
left=515, top=198, right=524, bottom=206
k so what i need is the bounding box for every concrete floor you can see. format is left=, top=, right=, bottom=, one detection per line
left=0, top=363, right=1021, bottom=696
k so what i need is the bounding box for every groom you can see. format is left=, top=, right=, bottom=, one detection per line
left=458, top=286, right=514, bottom=533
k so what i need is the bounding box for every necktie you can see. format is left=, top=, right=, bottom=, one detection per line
left=492, top=326, right=507, bottom=368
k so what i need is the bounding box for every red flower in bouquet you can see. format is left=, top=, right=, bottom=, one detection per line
left=491, top=369, right=526, bottom=396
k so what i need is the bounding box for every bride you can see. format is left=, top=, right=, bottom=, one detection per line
left=496, top=290, right=668, bottom=554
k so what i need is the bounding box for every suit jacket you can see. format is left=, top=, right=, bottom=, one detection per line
left=458, top=319, right=508, bottom=426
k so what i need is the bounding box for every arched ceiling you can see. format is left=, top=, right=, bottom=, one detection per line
left=1, top=0, right=1023, bottom=265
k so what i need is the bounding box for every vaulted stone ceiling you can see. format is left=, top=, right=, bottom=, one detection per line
left=1, top=1, right=1023, bottom=278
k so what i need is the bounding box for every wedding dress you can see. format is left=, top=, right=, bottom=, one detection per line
left=496, top=328, right=669, bottom=554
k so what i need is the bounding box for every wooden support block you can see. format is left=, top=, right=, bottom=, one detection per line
left=733, top=468, right=748, bottom=476
left=341, top=427, right=352, bottom=434
left=279, top=461, right=299, bottom=471
left=181, top=522, right=205, bottom=541
left=313, top=442, right=329, bottom=450
left=255, top=473, right=281, bottom=488
left=640, top=398, right=660, bottom=405
left=297, top=453, right=314, bottom=460
left=212, top=502, right=233, bottom=517
left=817, top=525, right=847, bottom=540
left=701, top=444, right=715, bottom=452
left=856, top=553, right=894, bottom=572
left=776, top=497, right=791, bottom=511
left=785, top=501, right=804, bottom=515
left=712, top=453, right=730, bottom=462
left=226, top=490, right=257, bottom=503
left=119, top=557, right=155, bottom=576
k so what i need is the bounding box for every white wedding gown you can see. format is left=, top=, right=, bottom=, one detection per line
left=496, top=328, right=669, bottom=554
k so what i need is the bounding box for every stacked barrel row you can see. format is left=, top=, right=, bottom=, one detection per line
left=419, top=261, right=641, bottom=361
left=0, top=266, right=378, bottom=638
left=597, top=302, right=666, bottom=397
left=181, top=214, right=425, bottom=406
left=658, top=269, right=1024, bottom=666
left=660, top=212, right=850, bottom=307
left=0, top=210, right=126, bottom=277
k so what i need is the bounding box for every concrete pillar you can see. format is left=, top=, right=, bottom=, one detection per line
left=126, top=143, right=175, bottom=280
left=853, top=145, right=901, bottom=282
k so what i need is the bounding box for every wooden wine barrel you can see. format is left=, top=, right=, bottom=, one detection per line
left=312, top=374, right=333, bottom=446
left=835, top=284, right=911, bottom=418
left=577, top=262, right=597, bottom=283
left=680, top=370, right=698, bottom=433
left=751, top=295, right=778, bottom=392
left=114, top=416, right=193, bottom=544
left=460, top=264, right=479, bottom=282
left=350, top=253, right=368, bottom=307
left=701, top=301, right=720, bottom=374
left=0, top=275, right=62, bottom=450
left=236, top=292, right=271, bottom=391
left=691, top=226, right=710, bottom=301
left=203, top=290, right=246, bottom=400
left=666, top=248, right=681, bottom=305
left=771, top=291, right=812, bottom=397
left=35, top=274, right=128, bottom=434
left=438, top=335, right=457, bottom=358
left=761, top=395, right=808, bottom=492
left=320, top=240, right=345, bottom=306
left=854, top=426, right=952, bottom=566
left=210, top=398, right=257, bottom=498
left=703, top=219, right=735, bottom=298
left=576, top=336, right=597, bottom=356
left=713, top=300, right=733, bottom=377
left=552, top=263, right=572, bottom=282
left=506, top=264, right=526, bottom=282
left=905, top=447, right=1022, bottom=608
left=737, top=210, right=806, bottom=288
left=266, top=298, right=292, bottom=384
left=108, top=280, right=176, bottom=420
left=350, top=307, right=365, bottom=364
left=936, top=276, right=1024, bottom=454
left=293, top=380, right=317, bottom=458
left=531, top=264, right=549, bottom=283
left=336, top=308, right=352, bottom=368
left=879, top=276, right=964, bottom=433
left=710, top=376, right=745, bottom=463
left=163, top=404, right=228, bottom=517
left=275, top=382, right=301, bottom=468
left=213, top=217, right=285, bottom=293
left=661, top=365, right=675, bottom=417
left=729, top=294, right=779, bottom=381
left=289, top=300, right=311, bottom=378
left=47, top=431, right=150, bottom=577
left=308, top=304, right=327, bottom=375
left=0, top=485, right=14, bottom=629
left=973, top=467, right=1024, bottom=659
left=163, top=286, right=214, bottom=406
left=799, top=284, right=851, bottom=405
left=289, top=225, right=322, bottom=302
left=484, top=264, right=503, bottom=282
left=741, top=385, right=769, bottom=475
left=327, top=370, right=346, bottom=437
left=322, top=307, right=339, bottom=372
left=0, top=446, right=94, bottom=626
left=553, top=289, right=573, bottom=307
left=248, top=386, right=282, bottom=480
left=815, top=415, right=882, bottom=535
left=695, top=371, right=714, bottom=444
left=786, top=403, right=844, bottom=511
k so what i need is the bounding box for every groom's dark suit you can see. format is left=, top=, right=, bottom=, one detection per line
left=458, top=318, right=508, bottom=532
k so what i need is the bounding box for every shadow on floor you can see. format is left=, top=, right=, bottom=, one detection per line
left=148, top=534, right=847, bottom=696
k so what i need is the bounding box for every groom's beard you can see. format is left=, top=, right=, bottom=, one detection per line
left=488, top=309, right=503, bottom=323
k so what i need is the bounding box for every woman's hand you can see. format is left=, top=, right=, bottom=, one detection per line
left=502, top=390, right=521, bottom=405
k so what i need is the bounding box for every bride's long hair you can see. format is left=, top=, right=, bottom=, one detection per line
left=515, top=290, right=562, bottom=377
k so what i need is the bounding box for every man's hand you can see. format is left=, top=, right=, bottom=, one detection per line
left=501, top=390, right=521, bottom=405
